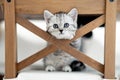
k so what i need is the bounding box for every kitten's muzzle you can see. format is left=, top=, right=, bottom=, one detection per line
left=59, top=29, right=63, bottom=34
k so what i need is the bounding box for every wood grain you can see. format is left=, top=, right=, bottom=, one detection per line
left=117, top=0, right=120, bottom=12
left=4, top=0, right=17, bottom=79
left=1, top=0, right=120, bottom=13
left=16, top=0, right=105, bottom=15
left=104, top=0, right=117, bottom=79
left=0, top=0, right=3, bottom=5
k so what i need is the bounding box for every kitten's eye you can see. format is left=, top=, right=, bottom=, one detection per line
left=64, top=23, right=69, bottom=28
left=53, top=24, right=58, bottom=29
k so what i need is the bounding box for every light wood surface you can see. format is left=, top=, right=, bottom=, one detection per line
left=0, top=0, right=3, bottom=5
left=16, top=0, right=105, bottom=15
left=117, top=0, right=120, bottom=12
left=0, top=0, right=120, bottom=13
left=15, top=0, right=120, bottom=14
left=104, top=0, right=117, bottom=79
left=4, top=0, right=17, bottom=78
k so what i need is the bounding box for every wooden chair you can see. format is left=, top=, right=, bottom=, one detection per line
left=3, top=0, right=117, bottom=79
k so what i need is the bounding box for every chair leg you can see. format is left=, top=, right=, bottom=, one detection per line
left=104, top=0, right=116, bottom=79
left=4, top=0, right=17, bottom=78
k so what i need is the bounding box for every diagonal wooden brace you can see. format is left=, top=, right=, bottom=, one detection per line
left=17, top=44, right=58, bottom=71
left=17, top=15, right=105, bottom=73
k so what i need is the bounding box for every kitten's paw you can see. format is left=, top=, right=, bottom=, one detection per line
left=45, top=65, right=55, bottom=72
left=70, top=60, right=86, bottom=71
left=62, top=66, right=72, bottom=72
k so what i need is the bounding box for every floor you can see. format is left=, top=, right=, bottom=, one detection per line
left=0, top=14, right=120, bottom=80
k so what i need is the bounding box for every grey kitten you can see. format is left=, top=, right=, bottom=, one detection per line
left=44, top=8, right=85, bottom=72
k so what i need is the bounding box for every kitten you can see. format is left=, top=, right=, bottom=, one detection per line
left=43, top=8, right=85, bottom=72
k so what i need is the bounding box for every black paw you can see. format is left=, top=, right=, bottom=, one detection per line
left=83, top=31, right=93, bottom=38
left=0, top=74, right=3, bottom=80
left=100, top=24, right=105, bottom=27
left=70, top=60, right=86, bottom=71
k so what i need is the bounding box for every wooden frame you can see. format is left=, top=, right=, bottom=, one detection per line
left=4, top=0, right=116, bottom=79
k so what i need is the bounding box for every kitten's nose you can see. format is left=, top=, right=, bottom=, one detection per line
left=59, top=30, right=63, bottom=33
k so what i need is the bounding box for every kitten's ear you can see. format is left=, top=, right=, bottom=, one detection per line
left=67, top=8, right=78, bottom=22
left=44, top=10, right=54, bottom=23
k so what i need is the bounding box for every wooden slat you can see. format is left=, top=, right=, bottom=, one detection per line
left=17, top=45, right=58, bottom=71
left=104, top=0, right=117, bottom=79
left=71, top=15, right=105, bottom=41
left=17, top=16, right=104, bottom=73
left=117, top=0, right=120, bottom=12
left=16, top=0, right=105, bottom=15
left=1, top=0, right=120, bottom=13
left=0, top=0, right=3, bottom=5
left=4, top=0, right=17, bottom=78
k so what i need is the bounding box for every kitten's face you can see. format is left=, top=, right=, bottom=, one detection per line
left=44, top=8, right=78, bottom=40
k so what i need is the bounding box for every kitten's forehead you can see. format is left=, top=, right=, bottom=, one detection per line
left=56, top=13, right=65, bottom=21
left=50, top=13, right=74, bottom=24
